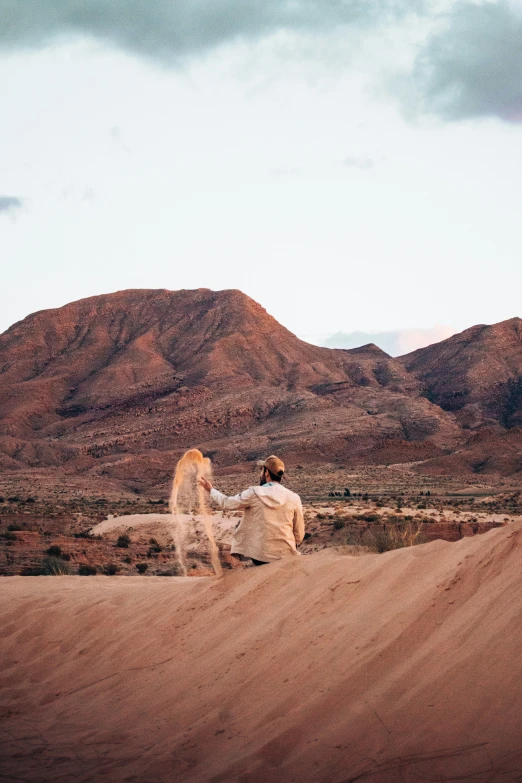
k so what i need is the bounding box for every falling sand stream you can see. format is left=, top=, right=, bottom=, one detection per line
left=169, top=449, right=223, bottom=577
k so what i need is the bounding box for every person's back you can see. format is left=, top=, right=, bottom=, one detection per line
left=199, top=455, right=304, bottom=565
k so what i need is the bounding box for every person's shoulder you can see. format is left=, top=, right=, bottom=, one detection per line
left=283, top=486, right=302, bottom=504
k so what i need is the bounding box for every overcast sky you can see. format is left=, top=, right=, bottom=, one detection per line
left=1, top=0, right=521, bottom=352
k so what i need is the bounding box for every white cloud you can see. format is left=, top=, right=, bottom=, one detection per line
left=323, top=326, right=457, bottom=356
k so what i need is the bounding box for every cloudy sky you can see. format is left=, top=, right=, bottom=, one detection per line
left=1, top=0, right=521, bottom=353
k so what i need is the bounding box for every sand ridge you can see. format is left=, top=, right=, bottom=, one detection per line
left=1, top=522, right=522, bottom=782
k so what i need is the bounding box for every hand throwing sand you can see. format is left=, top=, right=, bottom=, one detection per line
left=198, top=455, right=304, bottom=566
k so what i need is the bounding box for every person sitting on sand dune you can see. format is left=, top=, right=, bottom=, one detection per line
left=198, top=455, right=304, bottom=566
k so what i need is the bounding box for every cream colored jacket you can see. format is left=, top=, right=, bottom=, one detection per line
left=210, top=483, right=305, bottom=563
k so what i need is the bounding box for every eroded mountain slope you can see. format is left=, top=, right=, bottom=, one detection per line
left=0, top=289, right=461, bottom=491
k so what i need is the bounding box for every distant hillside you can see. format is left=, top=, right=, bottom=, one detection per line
left=399, top=318, right=522, bottom=478
left=0, top=288, right=461, bottom=493
left=399, top=317, right=522, bottom=429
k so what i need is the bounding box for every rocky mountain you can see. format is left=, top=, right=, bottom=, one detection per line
left=399, top=318, right=522, bottom=477
left=399, top=318, right=522, bottom=429
left=0, top=289, right=462, bottom=494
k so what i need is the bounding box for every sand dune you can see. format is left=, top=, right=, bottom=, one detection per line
left=91, top=512, right=177, bottom=535
left=91, top=511, right=238, bottom=550
left=1, top=523, right=522, bottom=782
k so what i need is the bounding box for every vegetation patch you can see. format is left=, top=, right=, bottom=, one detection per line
left=43, top=556, right=72, bottom=575
left=116, top=534, right=131, bottom=548
left=78, top=564, right=97, bottom=576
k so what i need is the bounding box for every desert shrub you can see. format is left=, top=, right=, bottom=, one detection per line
left=368, top=530, right=399, bottom=553
left=8, top=496, right=20, bottom=502
left=336, top=531, right=371, bottom=556
left=363, top=520, right=425, bottom=553
left=104, top=563, right=120, bottom=575
left=116, top=534, right=131, bottom=548
left=333, top=518, right=345, bottom=530
left=43, top=556, right=71, bottom=575
left=342, top=530, right=362, bottom=545
left=357, top=512, right=379, bottom=522
left=74, top=530, right=94, bottom=539
left=46, top=545, right=71, bottom=561
left=148, top=538, right=162, bottom=553
left=26, top=497, right=35, bottom=503
left=0, top=496, right=4, bottom=502
left=7, top=523, right=22, bottom=531
left=78, top=564, right=97, bottom=576
left=123, top=555, right=132, bottom=564
left=136, top=562, right=148, bottom=574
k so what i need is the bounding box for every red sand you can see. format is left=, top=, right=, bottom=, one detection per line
left=1, top=522, right=522, bottom=782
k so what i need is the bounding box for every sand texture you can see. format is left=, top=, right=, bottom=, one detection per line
left=2, top=522, right=522, bottom=782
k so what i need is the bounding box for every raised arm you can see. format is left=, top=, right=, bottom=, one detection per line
left=210, top=487, right=256, bottom=511
left=198, top=477, right=256, bottom=511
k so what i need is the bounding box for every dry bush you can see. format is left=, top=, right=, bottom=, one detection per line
left=336, top=542, right=373, bottom=557
left=337, top=519, right=426, bottom=554
left=43, top=556, right=71, bottom=575
left=356, top=512, right=380, bottom=523
left=78, top=564, right=97, bottom=575
left=368, top=519, right=426, bottom=552
left=335, top=531, right=374, bottom=557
